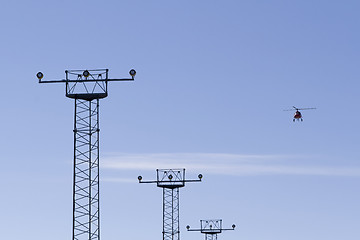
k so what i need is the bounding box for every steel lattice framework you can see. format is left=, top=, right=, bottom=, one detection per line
left=186, top=219, right=235, bottom=240
left=163, top=187, right=180, bottom=240
left=38, top=68, right=135, bottom=240
left=138, top=169, right=203, bottom=240
left=72, top=98, right=100, bottom=240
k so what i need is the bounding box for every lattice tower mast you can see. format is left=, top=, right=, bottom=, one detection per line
left=186, top=219, right=235, bottom=240
left=37, top=69, right=136, bottom=240
left=138, top=169, right=203, bottom=240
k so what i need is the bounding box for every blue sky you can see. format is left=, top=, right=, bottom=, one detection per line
left=1, top=0, right=360, bottom=240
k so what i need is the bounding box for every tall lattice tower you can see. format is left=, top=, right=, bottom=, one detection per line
left=37, top=68, right=136, bottom=240
left=186, top=219, right=235, bottom=240
left=138, top=169, right=203, bottom=240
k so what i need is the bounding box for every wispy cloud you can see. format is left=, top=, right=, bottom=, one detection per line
left=101, top=153, right=360, bottom=177
left=101, top=177, right=136, bottom=183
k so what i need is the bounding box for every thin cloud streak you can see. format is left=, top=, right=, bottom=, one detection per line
left=102, top=177, right=136, bottom=183
left=101, top=153, right=360, bottom=177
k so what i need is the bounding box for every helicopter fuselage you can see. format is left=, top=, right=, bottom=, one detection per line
left=293, top=111, right=303, bottom=121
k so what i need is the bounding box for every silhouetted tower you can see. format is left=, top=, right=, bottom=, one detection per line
left=186, top=219, right=235, bottom=240
left=37, top=69, right=136, bottom=240
left=138, top=169, right=203, bottom=240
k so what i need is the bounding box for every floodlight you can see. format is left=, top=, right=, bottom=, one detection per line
left=198, top=174, right=203, bottom=179
left=232, top=224, right=236, bottom=229
left=83, top=70, right=90, bottom=78
left=168, top=174, right=173, bottom=180
left=186, top=225, right=190, bottom=230
left=129, top=69, right=136, bottom=77
left=138, top=176, right=143, bottom=181
left=37, top=72, right=44, bottom=80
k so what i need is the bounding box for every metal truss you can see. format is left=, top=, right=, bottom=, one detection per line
left=138, top=169, right=203, bottom=240
left=163, top=187, right=180, bottom=240
left=205, top=234, right=217, bottom=240
left=72, top=98, right=100, bottom=240
left=186, top=219, right=235, bottom=240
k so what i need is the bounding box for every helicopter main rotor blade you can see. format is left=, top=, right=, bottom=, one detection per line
left=283, top=107, right=316, bottom=111
left=283, top=106, right=299, bottom=111
left=297, top=107, right=316, bottom=110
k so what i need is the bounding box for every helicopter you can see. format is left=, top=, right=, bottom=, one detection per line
left=284, top=106, right=316, bottom=122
